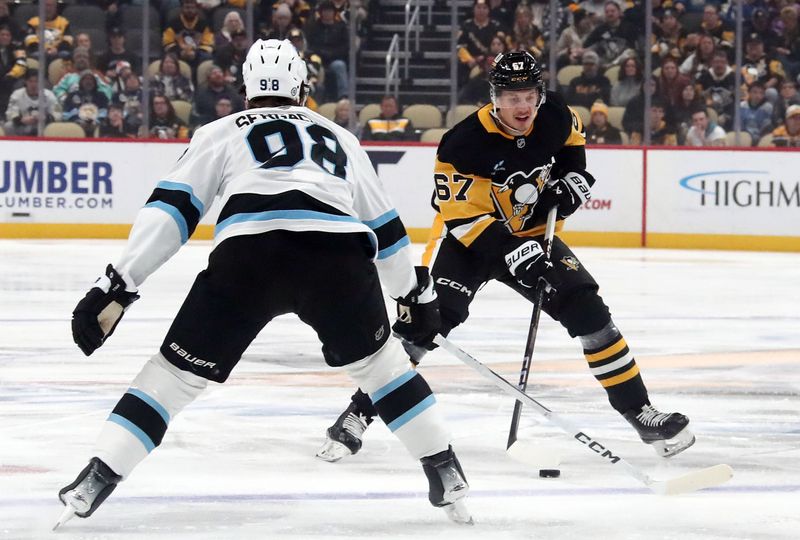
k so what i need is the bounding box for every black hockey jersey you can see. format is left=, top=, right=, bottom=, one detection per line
left=431, top=91, right=592, bottom=262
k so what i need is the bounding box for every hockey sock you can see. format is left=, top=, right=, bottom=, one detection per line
left=346, top=338, right=450, bottom=460
left=93, top=353, right=208, bottom=478
left=579, top=321, right=649, bottom=413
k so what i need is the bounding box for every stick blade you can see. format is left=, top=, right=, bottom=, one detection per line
left=506, top=440, right=561, bottom=469
left=653, top=464, right=733, bottom=496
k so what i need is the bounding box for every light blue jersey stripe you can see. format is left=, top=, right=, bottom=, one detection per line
left=363, top=209, right=399, bottom=230
left=145, top=201, right=189, bottom=243
left=156, top=180, right=204, bottom=215
left=370, top=370, right=416, bottom=403
left=127, top=388, right=170, bottom=424
left=377, top=236, right=410, bottom=260
left=215, top=210, right=361, bottom=236
left=386, top=395, right=436, bottom=432
left=108, top=413, right=155, bottom=453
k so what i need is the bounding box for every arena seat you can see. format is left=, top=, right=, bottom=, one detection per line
left=446, top=104, right=479, bottom=126
left=358, top=103, right=381, bottom=124
left=171, top=100, right=192, bottom=125
left=557, top=65, right=582, bottom=87
left=147, top=59, right=192, bottom=81
left=43, top=122, right=86, bottom=138
left=420, top=128, right=448, bottom=143
left=604, top=65, right=620, bottom=84
left=607, top=106, right=625, bottom=130
left=316, top=102, right=337, bottom=121
left=725, top=131, right=751, bottom=147
left=403, top=104, right=442, bottom=129
left=196, top=59, right=215, bottom=89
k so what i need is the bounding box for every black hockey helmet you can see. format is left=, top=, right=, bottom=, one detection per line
left=488, top=51, right=546, bottom=110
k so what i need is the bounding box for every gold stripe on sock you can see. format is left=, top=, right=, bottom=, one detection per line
left=599, top=364, right=640, bottom=388
left=585, top=338, right=628, bottom=363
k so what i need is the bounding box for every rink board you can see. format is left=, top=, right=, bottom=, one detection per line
left=0, top=138, right=798, bottom=250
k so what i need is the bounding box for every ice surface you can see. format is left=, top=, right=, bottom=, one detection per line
left=1, top=240, right=798, bottom=539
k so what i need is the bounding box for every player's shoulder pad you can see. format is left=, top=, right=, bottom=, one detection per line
left=436, top=111, right=487, bottom=175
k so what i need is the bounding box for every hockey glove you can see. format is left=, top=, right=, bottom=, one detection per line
left=537, top=171, right=592, bottom=219
left=504, top=238, right=553, bottom=289
left=392, top=266, right=442, bottom=348
left=72, top=264, right=140, bottom=356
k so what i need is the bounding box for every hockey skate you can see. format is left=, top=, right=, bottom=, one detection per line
left=421, top=446, right=473, bottom=525
left=54, top=457, right=121, bottom=530
left=316, top=402, right=370, bottom=462
left=624, top=404, right=695, bottom=458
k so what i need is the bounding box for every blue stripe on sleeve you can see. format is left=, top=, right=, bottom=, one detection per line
left=127, top=388, right=171, bottom=424
left=370, top=370, right=417, bottom=403
left=386, top=395, right=436, bottom=432
left=145, top=201, right=189, bottom=243
left=156, top=181, right=204, bottom=215
left=376, top=235, right=410, bottom=260
left=107, top=413, right=156, bottom=453
left=363, top=209, right=400, bottom=230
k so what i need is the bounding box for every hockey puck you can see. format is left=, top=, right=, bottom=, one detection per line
left=539, top=469, right=561, bottom=478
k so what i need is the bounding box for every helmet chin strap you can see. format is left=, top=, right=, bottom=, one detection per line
left=490, top=106, right=528, bottom=136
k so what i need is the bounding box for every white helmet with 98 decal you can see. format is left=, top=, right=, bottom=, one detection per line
left=242, top=39, right=309, bottom=104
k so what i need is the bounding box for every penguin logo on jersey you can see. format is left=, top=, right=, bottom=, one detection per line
left=560, top=256, right=580, bottom=271
left=490, top=163, right=553, bottom=231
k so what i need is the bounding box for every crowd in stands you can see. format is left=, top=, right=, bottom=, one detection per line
left=1, top=0, right=799, bottom=147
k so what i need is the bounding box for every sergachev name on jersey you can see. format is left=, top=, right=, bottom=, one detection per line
left=234, top=111, right=312, bottom=128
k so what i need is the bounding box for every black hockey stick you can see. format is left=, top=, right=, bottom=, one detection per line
left=507, top=205, right=559, bottom=450
left=435, top=335, right=734, bottom=495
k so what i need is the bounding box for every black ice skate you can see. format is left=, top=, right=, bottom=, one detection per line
left=624, top=404, right=695, bottom=458
left=421, top=446, right=473, bottom=525
left=54, top=457, right=121, bottom=530
left=316, top=402, right=370, bottom=462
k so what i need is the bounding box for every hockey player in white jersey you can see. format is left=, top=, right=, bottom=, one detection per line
left=56, top=39, right=471, bottom=528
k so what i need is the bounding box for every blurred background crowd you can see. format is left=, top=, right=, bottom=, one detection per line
left=0, top=0, right=798, bottom=147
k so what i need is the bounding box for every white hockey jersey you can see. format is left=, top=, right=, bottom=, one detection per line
left=115, top=106, right=417, bottom=299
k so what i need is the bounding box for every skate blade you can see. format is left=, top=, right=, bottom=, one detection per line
left=652, top=428, right=696, bottom=458
left=315, top=440, right=353, bottom=463
left=442, top=500, right=474, bottom=525
left=53, top=503, right=78, bottom=531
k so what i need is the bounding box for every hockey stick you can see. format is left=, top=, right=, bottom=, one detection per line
left=434, top=335, right=734, bottom=495
left=507, top=205, right=559, bottom=452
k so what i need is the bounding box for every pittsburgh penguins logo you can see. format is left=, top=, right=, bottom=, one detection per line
left=490, top=163, right=553, bottom=231
left=560, top=256, right=580, bottom=271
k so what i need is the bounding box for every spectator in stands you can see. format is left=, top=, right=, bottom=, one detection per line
left=623, top=77, right=670, bottom=142
left=685, top=107, right=726, bottom=146
left=99, top=103, right=138, bottom=138
left=652, top=9, right=687, bottom=61
left=644, top=98, right=677, bottom=145
left=0, top=24, right=25, bottom=121
left=460, top=31, right=506, bottom=105
left=149, top=93, right=189, bottom=139
left=114, top=71, right=144, bottom=132
left=3, top=70, right=61, bottom=136
left=305, top=1, right=349, bottom=102
left=288, top=28, right=323, bottom=107
left=456, top=0, right=503, bottom=84
left=775, top=6, right=800, bottom=80
left=107, top=60, right=132, bottom=97
left=97, top=0, right=123, bottom=31
left=163, top=0, right=215, bottom=74
left=75, top=32, right=92, bottom=52
left=772, top=80, right=800, bottom=126
left=582, top=1, right=637, bottom=68
left=333, top=97, right=361, bottom=138
left=740, top=82, right=774, bottom=144
left=214, top=10, right=245, bottom=49
left=611, top=56, right=642, bottom=107
left=54, top=47, right=114, bottom=104
left=263, top=4, right=296, bottom=41
left=191, top=64, right=243, bottom=126
left=770, top=103, right=800, bottom=147
left=214, top=28, right=248, bottom=88
left=656, top=56, right=690, bottom=107
left=745, top=8, right=779, bottom=55
left=566, top=50, right=611, bottom=108
left=679, top=33, right=716, bottom=80
left=0, top=1, right=23, bottom=42
left=213, top=95, right=233, bottom=120
left=489, top=0, right=513, bottom=31
left=672, top=81, right=704, bottom=140
left=698, top=3, right=733, bottom=49
left=151, top=53, right=195, bottom=103
left=24, top=0, right=73, bottom=61
left=508, top=4, right=544, bottom=59
left=579, top=0, right=607, bottom=24
left=556, top=7, right=593, bottom=69
left=742, top=33, right=785, bottom=100
left=97, top=28, right=142, bottom=77
left=361, top=94, right=415, bottom=141
left=698, top=50, right=735, bottom=129
left=63, top=72, right=110, bottom=137
left=586, top=100, right=622, bottom=144
left=281, top=0, right=313, bottom=29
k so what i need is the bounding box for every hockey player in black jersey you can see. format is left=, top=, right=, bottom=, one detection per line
left=318, top=50, right=695, bottom=463
left=55, top=39, right=471, bottom=528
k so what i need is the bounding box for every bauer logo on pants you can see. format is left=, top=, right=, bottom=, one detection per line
left=169, top=342, right=216, bottom=369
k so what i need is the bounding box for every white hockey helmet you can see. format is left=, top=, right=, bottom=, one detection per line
left=242, top=39, right=309, bottom=104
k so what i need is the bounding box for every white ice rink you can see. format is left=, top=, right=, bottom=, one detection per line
left=1, top=239, right=798, bottom=540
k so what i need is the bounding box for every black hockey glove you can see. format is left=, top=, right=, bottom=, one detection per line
left=392, top=266, right=442, bottom=348
left=72, top=264, right=140, bottom=356
left=537, top=171, right=592, bottom=219
left=504, top=238, right=553, bottom=289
